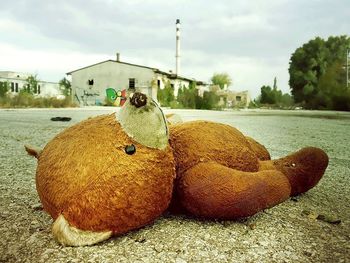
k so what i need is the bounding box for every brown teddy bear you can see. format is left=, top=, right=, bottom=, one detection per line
left=25, top=92, right=328, bottom=246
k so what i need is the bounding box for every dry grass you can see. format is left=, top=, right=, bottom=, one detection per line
left=0, top=92, right=77, bottom=108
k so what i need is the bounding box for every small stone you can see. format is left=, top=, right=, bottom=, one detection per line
left=31, top=203, right=43, bottom=211
left=291, top=197, right=299, bottom=202
left=175, top=257, right=187, bottom=263
left=317, top=214, right=341, bottom=224
left=248, top=223, right=256, bottom=230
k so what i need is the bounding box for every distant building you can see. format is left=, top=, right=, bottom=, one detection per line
left=0, top=71, right=61, bottom=97
left=210, top=85, right=251, bottom=108
left=67, top=53, right=206, bottom=106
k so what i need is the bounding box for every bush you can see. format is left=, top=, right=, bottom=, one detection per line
left=0, top=92, right=76, bottom=108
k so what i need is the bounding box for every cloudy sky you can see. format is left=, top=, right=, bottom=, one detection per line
left=0, top=0, right=349, bottom=98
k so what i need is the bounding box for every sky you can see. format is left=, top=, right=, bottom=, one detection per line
left=0, top=0, right=349, bottom=98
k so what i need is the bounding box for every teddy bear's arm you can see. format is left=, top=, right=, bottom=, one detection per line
left=176, top=161, right=291, bottom=219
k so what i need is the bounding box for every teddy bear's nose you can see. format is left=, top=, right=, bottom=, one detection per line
left=130, top=92, right=147, bottom=108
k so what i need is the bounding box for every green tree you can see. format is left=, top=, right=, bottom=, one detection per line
left=289, top=35, right=350, bottom=109
left=59, top=77, right=72, bottom=97
left=200, top=91, right=220, bottom=109
left=316, top=60, right=350, bottom=110
left=157, top=80, right=175, bottom=107
left=211, top=73, right=232, bottom=89
left=259, top=77, right=293, bottom=107
left=260, top=85, right=275, bottom=104
left=280, top=93, right=294, bottom=107
left=25, top=75, right=39, bottom=94
left=0, top=81, right=9, bottom=97
left=177, top=85, right=196, bottom=108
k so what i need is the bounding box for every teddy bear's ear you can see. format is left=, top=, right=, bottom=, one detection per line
left=116, top=92, right=169, bottom=149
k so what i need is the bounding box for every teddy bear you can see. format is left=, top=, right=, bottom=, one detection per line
left=25, top=92, right=329, bottom=246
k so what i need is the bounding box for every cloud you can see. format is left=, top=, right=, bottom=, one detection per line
left=0, top=0, right=349, bottom=98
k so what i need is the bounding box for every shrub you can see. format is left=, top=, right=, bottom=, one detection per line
left=0, top=92, right=76, bottom=108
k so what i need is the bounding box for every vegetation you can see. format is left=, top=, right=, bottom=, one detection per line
left=25, top=75, right=39, bottom=94
left=0, top=92, right=76, bottom=108
left=0, top=81, right=9, bottom=97
left=158, top=81, right=220, bottom=110
left=255, top=77, right=294, bottom=108
left=289, top=35, right=350, bottom=110
left=211, top=73, right=232, bottom=89
left=0, top=77, right=76, bottom=108
left=59, top=77, right=72, bottom=97
left=157, top=80, right=175, bottom=107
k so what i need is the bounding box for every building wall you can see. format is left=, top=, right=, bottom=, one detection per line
left=70, top=61, right=156, bottom=105
left=227, top=90, right=251, bottom=108
left=215, top=87, right=251, bottom=108
left=0, top=71, right=60, bottom=97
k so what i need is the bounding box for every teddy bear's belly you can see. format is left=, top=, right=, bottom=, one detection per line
left=169, top=120, right=259, bottom=178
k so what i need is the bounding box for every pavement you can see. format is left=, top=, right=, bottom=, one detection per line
left=0, top=108, right=349, bottom=263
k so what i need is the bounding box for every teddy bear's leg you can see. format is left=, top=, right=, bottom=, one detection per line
left=52, top=214, right=112, bottom=246
left=176, top=161, right=291, bottom=219
left=245, top=137, right=271, bottom=160
left=270, top=147, right=328, bottom=196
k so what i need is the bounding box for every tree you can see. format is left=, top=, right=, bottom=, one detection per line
left=177, top=85, right=196, bottom=109
left=0, top=81, right=9, bottom=97
left=259, top=77, right=293, bottom=107
left=211, top=73, right=232, bottom=89
left=316, top=60, right=350, bottom=110
left=157, top=80, right=175, bottom=107
left=260, top=85, right=274, bottom=104
left=59, top=77, right=72, bottom=97
left=200, top=91, right=220, bottom=110
left=25, top=75, right=39, bottom=94
left=289, top=35, right=350, bottom=109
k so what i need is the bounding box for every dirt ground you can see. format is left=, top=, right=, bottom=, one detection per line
left=0, top=108, right=349, bottom=263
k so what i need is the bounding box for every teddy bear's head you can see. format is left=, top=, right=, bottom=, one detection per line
left=31, top=92, right=175, bottom=246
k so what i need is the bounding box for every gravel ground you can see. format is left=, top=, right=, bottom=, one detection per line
left=0, top=108, right=349, bottom=263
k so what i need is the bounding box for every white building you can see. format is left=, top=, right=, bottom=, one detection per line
left=67, top=54, right=206, bottom=106
left=210, top=85, right=251, bottom=108
left=0, top=71, right=61, bottom=97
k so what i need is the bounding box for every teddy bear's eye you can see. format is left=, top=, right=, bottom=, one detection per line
left=125, top=144, right=136, bottom=155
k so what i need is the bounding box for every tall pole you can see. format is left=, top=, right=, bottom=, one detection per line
left=175, top=19, right=181, bottom=76
left=346, top=48, right=349, bottom=88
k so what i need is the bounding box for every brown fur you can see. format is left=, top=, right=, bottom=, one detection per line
left=36, top=114, right=175, bottom=233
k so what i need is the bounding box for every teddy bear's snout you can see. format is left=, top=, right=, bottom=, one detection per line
left=130, top=92, right=147, bottom=108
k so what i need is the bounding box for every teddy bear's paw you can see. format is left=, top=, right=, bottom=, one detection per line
left=52, top=214, right=112, bottom=246
left=273, top=147, right=329, bottom=196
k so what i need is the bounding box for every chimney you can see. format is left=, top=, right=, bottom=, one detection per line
left=175, top=19, right=181, bottom=76
left=116, top=52, right=120, bottom=62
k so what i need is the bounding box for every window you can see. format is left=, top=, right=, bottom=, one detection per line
left=170, top=84, right=174, bottom=89
left=129, top=78, right=135, bottom=89
left=157, top=79, right=161, bottom=88
left=11, top=82, right=14, bottom=92
left=34, top=84, right=37, bottom=94
left=88, top=79, right=94, bottom=85
left=38, top=85, right=41, bottom=94
left=15, top=83, right=18, bottom=92
left=236, top=96, right=242, bottom=102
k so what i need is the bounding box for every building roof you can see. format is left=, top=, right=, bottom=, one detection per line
left=66, top=60, right=159, bottom=75
left=66, top=59, right=206, bottom=84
